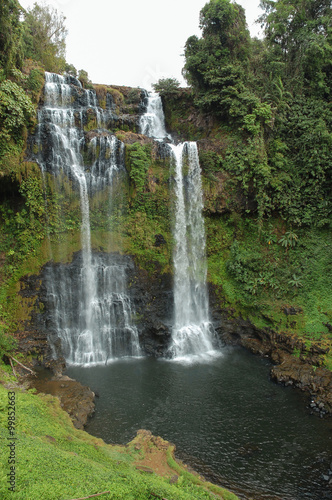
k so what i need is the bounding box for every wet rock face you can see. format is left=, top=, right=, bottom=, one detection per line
left=16, top=273, right=55, bottom=366
left=271, top=359, right=332, bottom=415
left=126, top=260, right=173, bottom=357
left=35, top=252, right=173, bottom=362
left=15, top=252, right=173, bottom=369
left=29, top=374, right=95, bottom=429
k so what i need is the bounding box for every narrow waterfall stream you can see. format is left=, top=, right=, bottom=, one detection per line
left=140, top=91, right=220, bottom=360
left=35, top=72, right=140, bottom=364
left=139, top=91, right=171, bottom=140
left=169, top=142, right=220, bottom=359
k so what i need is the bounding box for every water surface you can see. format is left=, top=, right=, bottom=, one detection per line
left=67, top=347, right=332, bottom=500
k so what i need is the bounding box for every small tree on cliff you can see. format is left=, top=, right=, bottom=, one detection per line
left=23, top=2, right=68, bottom=73
left=152, top=78, right=181, bottom=97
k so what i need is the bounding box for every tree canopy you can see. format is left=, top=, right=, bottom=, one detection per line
left=259, top=0, right=332, bottom=98
left=182, top=0, right=332, bottom=226
left=23, top=2, right=68, bottom=73
left=0, top=0, right=24, bottom=77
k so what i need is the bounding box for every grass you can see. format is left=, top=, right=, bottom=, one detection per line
left=0, top=380, right=239, bottom=500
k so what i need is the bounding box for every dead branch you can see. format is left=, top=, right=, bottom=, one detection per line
left=9, top=356, right=36, bottom=376
left=9, top=357, right=17, bottom=377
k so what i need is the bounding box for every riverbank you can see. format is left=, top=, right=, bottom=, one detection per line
left=0, top=370, right=239, bottom=500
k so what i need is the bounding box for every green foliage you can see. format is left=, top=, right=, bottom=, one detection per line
left=199, top=150, right=223, bottom=174
left=0, top=0, right=24, bottom=76
left=288, top=274, right=303, bottom=288
left=23, top=2, right=67, bottom=73
left=64, top=62, right=77, bottom=77
left=183, top=0, right=255, bottom=124
left=26, top=67, right=45, bottom=101
left=78, top=69, right=94, bottom=89
left=0, top=299, right=17, bottom=358
left=0, top=331, right=16, bottom=358
left=152, top=78, right=181, bottom=97
left=0, top=79, right=35, bottom=137
left=206, top=214, right=332, bottom=341
left=266, top=96, right=332, bottom=226
left=259, top=0, right=332, bottom=98
left=278, top=230, right=298, bottom=248
left=0, top=384, right=226, bottom=500
left=127, top=88, right=141, bottom=104
left=126, top=143, right=151, bottom=195
left=0, top=79, right=35, bottom=174
left=180, top=0, right=332, bottom=227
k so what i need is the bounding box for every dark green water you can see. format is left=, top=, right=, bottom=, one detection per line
left=67, top=347, right=332, bottom=500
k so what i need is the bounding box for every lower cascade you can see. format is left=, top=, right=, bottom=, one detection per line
left=45, top=253, right=140, bottom=365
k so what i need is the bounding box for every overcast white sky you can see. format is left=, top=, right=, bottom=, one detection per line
left=19, top=0, right=264, bottom=88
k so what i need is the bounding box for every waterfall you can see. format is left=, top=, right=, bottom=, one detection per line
left=45, top=254, right=141, bottom=365
left=140, top=92, right=219, bottom=360
left=169, top=143, right=218, bottom=360
left=139, top=91, right=171, bottom=140
left=36, top=72, right=140, bottom=365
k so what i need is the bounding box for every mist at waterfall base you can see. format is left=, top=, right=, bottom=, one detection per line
left=67, top=351, right=332, bottom=500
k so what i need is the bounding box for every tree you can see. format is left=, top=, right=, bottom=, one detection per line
left=78, top=69, right=93, bottom=89
left=258, top=0, right=332, bottom=98
left=182, top=0, right=273, bottom=136
left=152, top=78, right=180, bottom=96
left=23, top=2, right=67, bottom=73
left=0, top=0, right=24, bottom=76
left=183, top=0, right=251, bottom=90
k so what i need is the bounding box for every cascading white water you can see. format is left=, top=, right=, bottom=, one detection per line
left=139, top=91, right=171, bottom=140
left=140, top=92, right=219, bottom=360
left=169, top=142, right=218, bottom=360
left=36, top=72, right=140, bottom=364
left=47, top=254, right=141, bottom=365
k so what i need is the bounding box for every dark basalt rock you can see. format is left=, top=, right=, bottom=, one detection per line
left=126, top=258, right=173, bottom=357
left=154, top=234, right=166, bottom=247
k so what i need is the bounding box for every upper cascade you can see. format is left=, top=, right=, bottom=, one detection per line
left=37, top=72, right=123, bottom=192
left=139, top=91, right=171, bottom=141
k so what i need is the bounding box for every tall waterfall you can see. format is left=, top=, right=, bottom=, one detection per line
left=140, top=92, right=219, bottom=360
left=36, top=72, right=140, bottom=365
left=169, top=142, right=217, bottom=359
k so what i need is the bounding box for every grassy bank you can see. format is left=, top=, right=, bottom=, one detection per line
left=0, top=377, right=239, bottom=500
